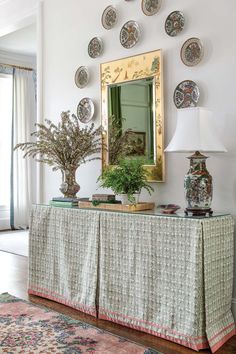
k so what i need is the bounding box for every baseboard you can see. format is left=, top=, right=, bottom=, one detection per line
left=0, top=219, right=10, bottom=230
left=232, top=298, right=236, bottom=319
left=0, top=207, right=10, bottom=230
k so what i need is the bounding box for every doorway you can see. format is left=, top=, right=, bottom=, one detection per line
left=0, top=23, right=36, bottom=230
left=0, top=73, right=12, bottom=229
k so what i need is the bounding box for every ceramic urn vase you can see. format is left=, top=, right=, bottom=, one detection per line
left=60, top=169, right=80, bottom=198
left=184, top=151, right=212, bottom=213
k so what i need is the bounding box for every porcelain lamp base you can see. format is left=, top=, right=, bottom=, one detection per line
left=184, top=151, right=213, bottom=216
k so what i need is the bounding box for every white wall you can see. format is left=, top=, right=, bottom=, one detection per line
left=41, top=0, right=236, bottom=204
left=42, top=0, right=236, bottom=314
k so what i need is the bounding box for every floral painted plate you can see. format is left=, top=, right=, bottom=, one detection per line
left=173, top=80, right=200, bottom=109
left=88, top=37, right=103, bottom=58
left=77, top=97, right=95, bottom=123
left=102, top=5, right=117, bottom=30
left=158, top=204, right=181, bottom=214
left=141, top=0, right=162, bottom=16
left=181, top=37, right=203, bottom=66
left=120, top=20, right=140, bottom=49
left=165, top=11, right=185, bottom=37
left=74, top=66, right=89, bottom=88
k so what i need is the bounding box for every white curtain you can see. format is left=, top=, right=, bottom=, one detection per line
left=11, top=68, right=36, bottom=229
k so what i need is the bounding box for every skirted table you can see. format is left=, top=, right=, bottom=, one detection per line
left=28, top=205, right=236, bottom=352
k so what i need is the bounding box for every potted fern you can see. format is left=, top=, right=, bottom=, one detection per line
left=98, top=158, right=154, bottom=204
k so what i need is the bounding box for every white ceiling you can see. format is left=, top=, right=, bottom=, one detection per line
left=0, top=23, right=36, bottom=56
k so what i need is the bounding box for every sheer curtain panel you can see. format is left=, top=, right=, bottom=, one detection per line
left=11, top=68, right=36, bottom=229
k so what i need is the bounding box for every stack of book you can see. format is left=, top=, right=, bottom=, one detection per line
left=92, top=194, right=116, bottom=202
left=50, top=197, right=88, bottom=208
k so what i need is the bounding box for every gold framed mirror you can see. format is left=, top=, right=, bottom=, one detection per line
left=100, top=49, right=164, bottom=182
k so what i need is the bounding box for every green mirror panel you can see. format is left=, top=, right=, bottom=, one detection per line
left=108, top=78, right=155, bottom=165
left=101, top=50, right=165, bottom=182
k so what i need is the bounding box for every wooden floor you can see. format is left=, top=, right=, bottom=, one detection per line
left=0, top=250, right=235, bottom=354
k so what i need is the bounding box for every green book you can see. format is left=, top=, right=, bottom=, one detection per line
left=49, top=200, right=78, bottom=207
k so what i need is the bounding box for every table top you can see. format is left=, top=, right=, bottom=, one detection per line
left=36, top=204, right=230, bottom=220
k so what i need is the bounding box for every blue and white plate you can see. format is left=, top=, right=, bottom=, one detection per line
left=77, top=97, right=95, bottom=123
left=173, top=80, right=200, bottom=108
left=120, top=20, right=140, bottom=49
left=74, top=66, right=89, bottom=88
left=102, top=5, right=117, bottom=30
left=88, top=37, right=103, bottom=58
left=165, top=11, right=185, bottom=37
left=141, top=0, right=162, bottom=16
left=181, top=38, right=203, bottom=66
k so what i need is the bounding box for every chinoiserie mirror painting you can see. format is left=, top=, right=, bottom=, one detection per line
left=101, top=50, right=164, bottom=182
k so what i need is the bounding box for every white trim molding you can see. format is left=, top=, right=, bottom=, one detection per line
left=0, top=206, right=10, bottom=230
left=36, top=0, right=44, bottom=204
left=0, top=49, right=36, bottom=68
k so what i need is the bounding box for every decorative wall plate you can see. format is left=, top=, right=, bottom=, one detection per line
left=141, top=0, right=162, bottom=16
left=77, top=97, right=95, bottom=123
left=102, top=5, right=117, bottom=30
left=120, top=20, right=140, bottom=49
left=181, top=38, right=203, bottom=66
left=173, top=80, right=200, bottom=108
left=88, top=37, right=103, bottom=58
left=74, top=66, right=89, bottom=88
left=165, top=11, right=185, bottom=37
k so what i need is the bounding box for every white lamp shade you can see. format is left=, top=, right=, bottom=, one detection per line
left=165, top=107, right=227, bottom=153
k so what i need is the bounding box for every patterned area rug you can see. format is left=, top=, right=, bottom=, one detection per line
left=0, top=293, right=160, bottom=353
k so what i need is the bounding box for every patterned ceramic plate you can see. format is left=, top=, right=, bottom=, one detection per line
left=173, top=80, right=200, bottom=108
left=88, top=37, right=103, bottom=58
left=77, top=97, right=95, bottom=123
left=102, top=5, right=117, bottom=30
left=181, top=38, right=203, bottom=66
left=141, top=0, right=162, bottom=16
left=74, top=66, right=89, bottom=88
left=165, top=11, right=185, bottom=37
left=120, top=20, right=140, bottom=49
left=158, top=204, right=181, bottom=214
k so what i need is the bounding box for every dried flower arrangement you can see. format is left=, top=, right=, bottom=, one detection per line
left=15, top=111, right=102, bottom=198
left=108, top=114, right=135, bottom=165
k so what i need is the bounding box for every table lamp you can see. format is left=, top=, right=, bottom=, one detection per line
left=165, top=107, right=227, bottom=216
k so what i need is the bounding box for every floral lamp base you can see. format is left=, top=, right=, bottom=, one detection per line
left=184, top=151, right=213, bottom=216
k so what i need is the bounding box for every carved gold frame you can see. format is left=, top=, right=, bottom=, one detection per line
left=100, top=49, right=164, bottom=182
